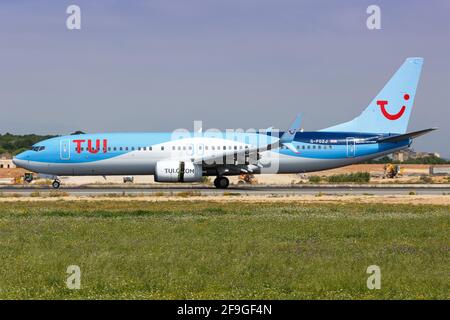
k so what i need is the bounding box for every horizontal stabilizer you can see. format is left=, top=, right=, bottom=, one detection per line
left=377, top=128, right=437, bottom=143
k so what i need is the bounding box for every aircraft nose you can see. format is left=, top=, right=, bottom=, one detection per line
left=12, top=156, right=21, bottom=168
left=13, top=152, right=28, bottom=169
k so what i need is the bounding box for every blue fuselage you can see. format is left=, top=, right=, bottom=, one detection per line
left=13, top=131, right=410, bottom=177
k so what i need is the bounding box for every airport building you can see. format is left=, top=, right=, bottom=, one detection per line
left=392, top=149, right=441, bottom=162
left=0, top=158, right=16, bottom=169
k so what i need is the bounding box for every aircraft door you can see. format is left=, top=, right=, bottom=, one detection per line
left=60, top=139, right=71, bottom=160
left=346, top=137, right=356, bottom=158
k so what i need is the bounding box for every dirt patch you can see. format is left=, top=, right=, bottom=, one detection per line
left=0, top=194, right=449, bottom=205
left=0, top=168, right=26, bottom=179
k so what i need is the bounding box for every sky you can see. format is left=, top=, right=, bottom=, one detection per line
left=0, top=0, right=449, bottom=157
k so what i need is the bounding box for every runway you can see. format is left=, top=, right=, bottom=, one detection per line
left=1, top=184, right=449, bottom=196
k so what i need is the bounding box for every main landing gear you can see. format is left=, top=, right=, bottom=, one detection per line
left=213, top=176, right=229, bottom=189
left=52, top=179, right=61, bottom=189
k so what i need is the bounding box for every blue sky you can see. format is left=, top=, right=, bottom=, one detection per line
left=0, top=0, right=449, bottom=157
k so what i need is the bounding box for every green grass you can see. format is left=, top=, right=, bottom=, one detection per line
left=308, top=175, right=322, bottom=183
left=0, top=201, right=448, bottom=299
left=309, top=172, right=371, bottom=184
left=327, top=172, right=371, bottom=183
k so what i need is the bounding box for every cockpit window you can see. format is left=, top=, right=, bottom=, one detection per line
left=30, top=146, right=45, bottom=152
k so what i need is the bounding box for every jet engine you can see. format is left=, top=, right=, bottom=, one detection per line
left=154, top=160, right=203, bottom=182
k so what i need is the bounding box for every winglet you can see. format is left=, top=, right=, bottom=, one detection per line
left=280, top=114, right=302, bottom=143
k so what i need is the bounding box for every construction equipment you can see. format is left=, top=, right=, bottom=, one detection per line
left=238, top=173, right=257, bottom=184
left=24, top=173, right=33, bottom=183
left=123, top=176, right=134, bottom=183
left=384, top=164, right=403, bottom=178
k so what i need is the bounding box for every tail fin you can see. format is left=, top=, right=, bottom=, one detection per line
left=322, top=57, right=424, bottom=134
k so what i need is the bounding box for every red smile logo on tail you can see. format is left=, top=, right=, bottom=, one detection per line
left=377, top=94, right=409, bottom=120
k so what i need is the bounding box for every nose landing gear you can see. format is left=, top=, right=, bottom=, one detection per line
left=52, top=180, right=61, bottom=189
left=213, top=176, right=229, bottom=189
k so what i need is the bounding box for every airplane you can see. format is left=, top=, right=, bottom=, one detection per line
left=13, top=57, right=436, bottom=189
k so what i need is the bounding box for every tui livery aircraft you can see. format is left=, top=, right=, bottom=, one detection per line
left=13, top=57, right=436, bottom=189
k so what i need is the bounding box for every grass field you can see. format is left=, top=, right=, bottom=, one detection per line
left=0, top=200, right=448, bottom=299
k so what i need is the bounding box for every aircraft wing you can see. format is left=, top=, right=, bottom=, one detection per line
left=280, top=114, right=302, bottom=143
left=192, top=140, right=279, bottom=166
left=377, top=128, right=437, bottom=143
left=187, top=114, right=303, bottom=169
left=190, top=114, right=303, bottom=165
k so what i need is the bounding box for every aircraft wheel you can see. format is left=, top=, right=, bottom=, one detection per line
left=215, top=176, right=229, bottom=189
left=52, top=180, right=61, bottom=189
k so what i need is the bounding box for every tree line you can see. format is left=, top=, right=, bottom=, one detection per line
left=0, top=133, right=57, bottom=156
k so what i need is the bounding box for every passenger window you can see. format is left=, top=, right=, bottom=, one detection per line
left=131, top=147, right=135, bottom=150
left=183, top=146, right=186, bottom=150
left=212, top=146, right=215, bottom=150
left=172, top=146, right=175, bottom=150
left=223, top=146, right=226, bottom=150
left=161, top=146, right=164, bottom=151
left=143, top=147, right=146, bottom=151
left=149, top=147, right=152, bottom=151
left=125, top=147, right=129, bottom=151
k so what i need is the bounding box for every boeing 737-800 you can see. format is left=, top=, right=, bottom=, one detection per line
left=13, top=57, right=436, bottom=189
